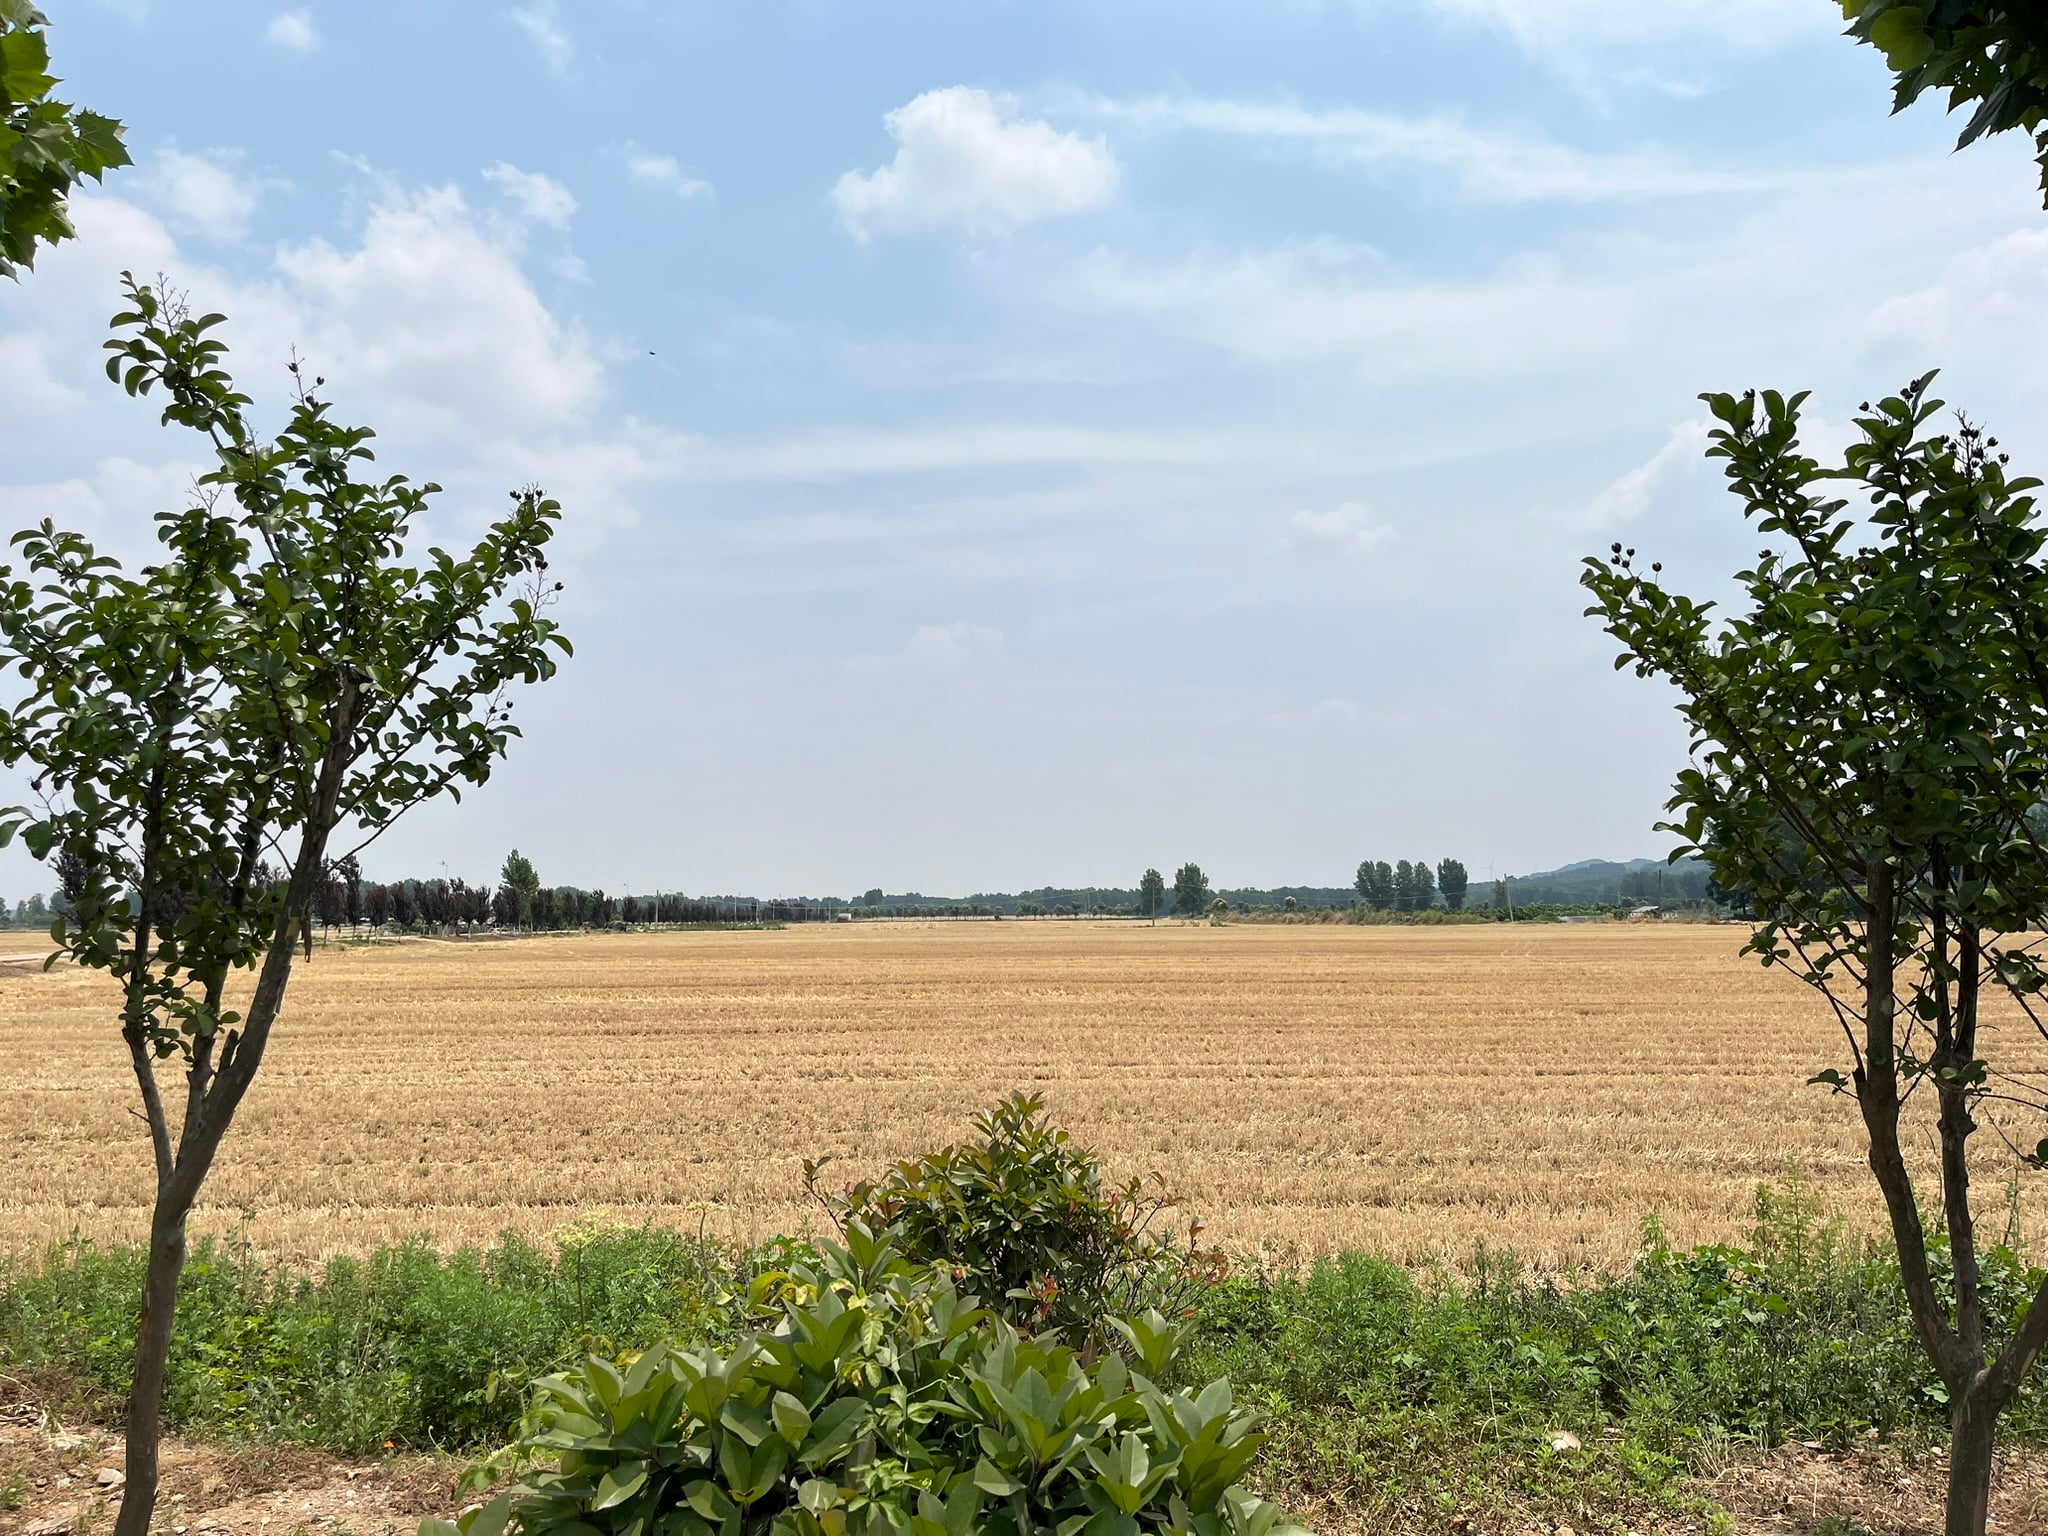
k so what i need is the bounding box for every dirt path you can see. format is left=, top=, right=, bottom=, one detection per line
left=6, top=1401, right=2048, bottom=1536
left=0, top=1406, right=463, bottom=1536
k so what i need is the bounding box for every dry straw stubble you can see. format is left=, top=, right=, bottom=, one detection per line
left=1, top=920, right=2030, bottom=1267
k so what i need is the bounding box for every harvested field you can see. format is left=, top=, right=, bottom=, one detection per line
left=0, top=921, right=2036, bottom=1267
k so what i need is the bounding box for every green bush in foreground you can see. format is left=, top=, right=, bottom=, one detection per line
left=806, top=1092, right=1222, bottom=1347
left=437, top=1221, right=1299, bottom=1536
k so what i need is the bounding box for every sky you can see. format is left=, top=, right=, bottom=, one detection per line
left=3, top=0, right=2047, bottom=900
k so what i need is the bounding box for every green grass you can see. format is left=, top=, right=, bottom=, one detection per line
left=0, top=1216, right=796, bottom=1454
left=2, top=1180, right=2042, bottom=1530
left=1175, top=1181, right=2046, bottom=1526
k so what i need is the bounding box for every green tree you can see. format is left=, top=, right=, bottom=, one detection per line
left=0, top=277, right=569, bottom=1536
left=1582, top=375, right=2048, bottom=1536
left=1841, top=2, right=2048, bottom=207
left=1282, top=894, right=1297, bottom=912
left=1368, top=859, right=1393, bottom=907
left=1392, top=859, right=1416, bottom=912
left=1171, top=861, right=1210, bottom=916
left=1208, top=894, right=1229, bottom=922
left=0, top=3, right=129, bottom=277
left=1139, top=867, right=1165, bottom=923
left=862, top=886, right=884, bottom=906
left=1413, top=858, right=1436, bottom=910
left=1436, top=857, right=1468, bottom=911
left=1354, top=859, right=1376, bottom=907
left=499, top=849, right=541, bottom=928
left=1491, top=877, right=1510, bottom=915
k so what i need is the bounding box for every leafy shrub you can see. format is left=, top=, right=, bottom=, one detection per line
left=441, top=1220, right=1300, bottom=1536
left=804, top=1093, right=1220, bottom=1346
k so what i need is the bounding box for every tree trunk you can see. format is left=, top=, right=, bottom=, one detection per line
left=114, top=1199, right=190, bottom=1536
left=111, top=677, right=361, bottom=1536
left=1947, top=1384, right=1997, bottom=1536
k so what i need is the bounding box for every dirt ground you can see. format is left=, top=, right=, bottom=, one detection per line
left=1698, top=1439, right=2048, bottom=1535
left=0, top=1402, right=460, bottom=1536
left=7, top=1399, right=2048, bottom=1536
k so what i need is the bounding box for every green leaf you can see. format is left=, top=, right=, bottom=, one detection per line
left=771, top=1390, right=812, bottom=1445
left=1867, top=7, right=1933, bottom=71
left=682, top=1481, right=737, bottom=1523
left=456, top=1498, right=511, bottom=1536
left=972, top=1458, right=1025, bottom=1497
left=591, top=1464, right=648, bottom=1511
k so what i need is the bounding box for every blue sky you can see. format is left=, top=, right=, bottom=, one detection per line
left=4, top=0, right=2047, bottom=899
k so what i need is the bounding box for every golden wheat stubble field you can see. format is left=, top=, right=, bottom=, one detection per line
left=2, top=919, right=2033, bottom=1269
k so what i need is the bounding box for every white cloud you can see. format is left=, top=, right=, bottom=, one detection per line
left=1423, top=0, right=1820, bottom=53
left=1869, top=228, right=2048, bottom=384
left=894, top=623, right=1004, bottom=673
left=676, top=423, right=1240, bottom=483
left=0, top=333, right=83, bottom=414
left=906, top=622, right=1003, bottom=668
left=7, top=458, right=209, bottom=556
left=1070, top=93, right=1803, bottom=203
left=1415, top=0, right=1830, bottom=91
left=143, top=148, right=265, bottom=241
left=509, top=0, right=573, bottom=77
left=265, top=8, right=318, bottom=52
left=1575, top=419, right=1711, bottom=530
left=832, top=87, right=1119, bottom=241
left=1074, top=238, right=1622, bottom=374
left=624, top=145, right=713, bottom=201
left=0, top=177, right=649, bottom=573
left=270, top=184, right=604, bottom=435
left=1291, top=501, right=1391, bottom=554
left=847, top=623, right=1006, bottom=676
left=483, top=162, right=577, bottom=229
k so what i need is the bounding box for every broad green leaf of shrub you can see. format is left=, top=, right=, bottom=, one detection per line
left=476, top=1225, right=1303, bottom=1536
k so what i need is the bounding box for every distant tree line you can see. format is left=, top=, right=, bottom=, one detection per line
left=1353, top=858, right=1468, bottom=912
left=0, top=847, right=1721, bottom=936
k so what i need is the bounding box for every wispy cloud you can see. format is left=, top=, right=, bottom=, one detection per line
left=142, top=147, right=273, bottom=241
left=483, top=162, right=577, bottom=229
left=675, top=423, right=1246, bottom=484
left=264, top=8, right=318, bottom=53
left=1869, top=228, right=2048, bottom=385
left=1573, top=419, right=1711, bottom=530
left=1411, top=0, right=1833, bottom=96
left=850, top=622, right=1006, bottom=675
left=1064, top=91, right=1807, bottom=203
left=1072, top=238, right=1625, bottom=374
left=624, top=144, right=713, bottom=201
left=508, top=0, right=573, bottom=77
left=1291, top=501, right=1391, bottom=555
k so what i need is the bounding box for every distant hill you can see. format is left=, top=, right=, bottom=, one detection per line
left=1543, top=857, right=1662, bottom=876
left=1499, top=857, right=1709, bottom=908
